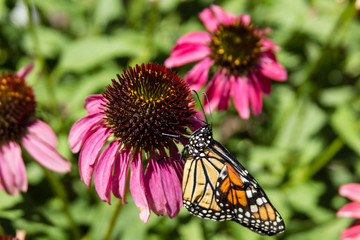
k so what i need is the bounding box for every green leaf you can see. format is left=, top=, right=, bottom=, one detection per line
left=319, top=86, right=356, bottom=107
left=58, top=33, right=146, bottom=73
left=331, top=104, right=360, bottom=156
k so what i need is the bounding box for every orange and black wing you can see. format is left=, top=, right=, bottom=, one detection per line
left=211, top=141, right=285, bottom=235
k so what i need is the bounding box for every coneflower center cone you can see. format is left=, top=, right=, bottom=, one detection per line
left=102, top=63, right=195, bottom=152
left=0, top=73, right=36, bottom=144
left=210, top=22, right=262, bottom=75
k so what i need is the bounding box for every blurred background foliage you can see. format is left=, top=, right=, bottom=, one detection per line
left=0, top=0, right=360, bottom=239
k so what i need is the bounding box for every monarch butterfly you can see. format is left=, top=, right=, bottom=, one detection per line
left=181, top=94, right=285, bottom=236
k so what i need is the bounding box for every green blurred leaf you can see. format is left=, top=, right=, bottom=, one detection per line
left=319, top=86, right=356, bottom=107
left=331, top=104, right=360, bottom=156
left=94, top=0, right=124, bottom=28
left=274, top=98, right=327, bottom=150
left=58, top=33, right=146, bottom=73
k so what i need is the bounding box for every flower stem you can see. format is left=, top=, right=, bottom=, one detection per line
left=42, top=168, right=81, bottom=240
left=282, top=137, right=344, bottom=189
left=104, top=199, right=123, bottom=240
left=24, top=0, right=58, bottom=110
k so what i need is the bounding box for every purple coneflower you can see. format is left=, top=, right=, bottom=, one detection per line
left=165, top=5, right=287, bottom=119
left=69, top=63, right=199, bottom=223
left=0, top=63, right=71, bottom=195
left=337, top=183, right=360, bottom=240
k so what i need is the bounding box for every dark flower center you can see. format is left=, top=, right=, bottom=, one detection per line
left=209, top=21, right=262, bottom=75
left=0, top=73, right=36, bottom=144
left=103, top=63, right=195, bottom=152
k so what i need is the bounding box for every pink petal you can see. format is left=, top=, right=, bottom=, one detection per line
left=129, top=151, right=150, bottom=223
left=16, top=62, right=34, bottom=79
left=27, top=120, right=58, bottom=148
left=239, top=14, right=251, bottom=25
left=203, top=69, right=226, bottom=113
left=256, top=72, right=272, bottom=96
left=261, top=37, right=280, bottom=51
left=247, top=72, right=263, bottom=115
left=68, top=113, right=104, bottom=153
left=144, top=157, right=167, bottom=216
left=22, top=134, right=71, bottom=173
left=94, top=140, right=120, bottom=204
left=199, top=7, right=219, bottom=32
left=258, top=52, right=287, bottom=81
left=79, top=126, right=110, bottom=187
left=0, top=142, right=26, bottom=195
left=112, top=148, right=131, bottom=204
left=158, top=159, right=183, bottom=218
left=337, top=202, right=360, bottom=219
left=210, top=5, right=231, bottom=25
left=232, top=75, right=250, bottom=119
left=340, top=184, right=360, bottom=202
left=176, top=31, right=212, bottom=45
left=217, top=74, right=232, bottom=111
left=185, top=57, right=215, bottom=91
left=165, top=44, right=210, bottom=68
left=341, top=223, right=360, bottom=240
left=84, top=94, right=105, bottom=114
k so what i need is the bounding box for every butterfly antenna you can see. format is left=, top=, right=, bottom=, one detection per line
left=192, top=90, right=208, bottom=124
left=202, top=92, right=213, bottom=128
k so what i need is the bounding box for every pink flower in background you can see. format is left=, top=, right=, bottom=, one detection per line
left=69, top=63, right=200, bottom=223
left=165, top=5, right=287, bottom=119
left=0, top=63, right=71, bottom=195
left=337, top=183, right=360, bottom=240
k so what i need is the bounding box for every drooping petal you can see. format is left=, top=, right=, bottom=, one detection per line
left=199, top=7, right=219, bottom=32
left=130, top=150, right=150, bottom=223
left=27, top=120, right=58, bottom=148
left=16, top=62, right=34, bottom=79
left=339, top=183, right=360, bottom=202
left=144, top=156, right=167, bottom=216
left=204, top=69, right=226, bottom=113
left=22, top=134, right=71, bottom=173
left=247, top=72, right=263, bottom=116
left=68, top=113, right=104, bottom=153
left=0, top=142, right=26, bottom=194
left=158, top=160, right=183, bottom=218
left=256, top=72, right=272, bottom=96
left=185, top=57, right=215, bottom=91
left=112, top=148, right=131, bottom=204
left=176, top=31, right=212, bottom=45
left=94, top=140, right=121, bottom=204
left=258, top=52, right=287, bottom=81
left=217, top=74, right=232, bottom=111
left=79, top=126, right=110, bottom=187
left=165, top=44, right=211, bottom=68
left=341, top=223, right=360, bottom=240
left=337, top=202, right=360, bottom=219
left=84, top=94, right=105, bottom=114
left=232, top=75, right=250, bottom=119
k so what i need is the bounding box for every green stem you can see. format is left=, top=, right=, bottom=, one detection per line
left=104, top=199, right=123, bottom=240
left=282, top=137, right=344, bottom=189
left=43, top=168, right=81, bottom=240
left=24, top=0, right=58, bottom=110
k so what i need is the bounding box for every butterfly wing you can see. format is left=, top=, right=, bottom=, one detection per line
left=182, top=149, right=233, bottom=221
left=211, top=140, right=285, bottom=236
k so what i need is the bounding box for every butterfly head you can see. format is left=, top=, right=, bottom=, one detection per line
left=187, top=124, right=213, bottom=155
